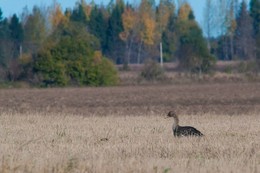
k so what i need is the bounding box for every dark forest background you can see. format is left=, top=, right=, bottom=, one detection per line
left=0, top=0, right=259, bottom=86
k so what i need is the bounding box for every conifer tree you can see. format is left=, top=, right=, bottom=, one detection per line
left=176, top=3, right=215, bottom=73
left=0, top=9, right=10, bottom=68
left=250, top=0, right=260, bottom=59
left=9, top=14, right=24, bottom=59
left=161, top=8, right=177, bottom=62
left=105, top=0, right=125, bottom=63
left=70, top=0, right=88, bottom=23
left=88, top=5, right=107, bottom=51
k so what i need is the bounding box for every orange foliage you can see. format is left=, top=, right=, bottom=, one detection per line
left=50, top=3, right=69, bottom=28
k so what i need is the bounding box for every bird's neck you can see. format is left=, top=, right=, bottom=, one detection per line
left=172, top=117, right=179, bottom=130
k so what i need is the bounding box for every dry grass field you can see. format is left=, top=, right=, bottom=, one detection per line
left=0, top=83, right=260, bottom=173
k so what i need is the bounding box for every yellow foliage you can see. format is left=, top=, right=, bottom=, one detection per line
left=178, top=3, right=192, bottom=21
left=120, top=7, right=136, bottom=41
left=141, top=13, right=156, bottom=45
left=93, top=51, right=102, bottom=64
left=122, top=8, right=135, bottom=33
left=50, top=3, right=68, bottom=28
left=19, top=53, right=32, bottom=65
left=157, top=2, right=171, bottom=31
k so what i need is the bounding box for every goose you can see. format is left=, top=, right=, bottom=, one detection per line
left=167, top=111, right=203, bottom=137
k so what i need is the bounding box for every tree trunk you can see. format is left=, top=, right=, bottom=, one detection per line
left=137, top=40, right=143, bottom=64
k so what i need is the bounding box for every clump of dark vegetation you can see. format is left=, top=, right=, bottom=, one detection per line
left=140, top=60, right=165, bottom=81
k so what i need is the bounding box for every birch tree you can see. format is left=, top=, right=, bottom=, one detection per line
left=203, top=0, right=215, bottom=49
left=235, top=0, right=255, bottom=60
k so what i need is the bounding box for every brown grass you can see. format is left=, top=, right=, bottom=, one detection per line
left=0, top=112, right=259, bottom=173
left=0, top=83, right=260, bottom=172
left=0, top=83, right=260, bottom=115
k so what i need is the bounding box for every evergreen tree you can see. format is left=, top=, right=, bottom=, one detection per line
left=176, top=3, right=215, bottom=73
left=0, top=8, right=2, bottom=21
left=250, top=0, right=260, bottom=58
left=70, top=1, right=87, bottom=23
left=250, top=0, right=260, bottom=35
left=105, top=0, right=125, bottom=63
left=9, top=14, right=24, bottom=60
left=9, top=14, right=23, bottom=44
left=162, top=12, right=177, bottom=62
left=0, top=9, right=10, bottom=68
left=0, top=8, right=9, bottom=41
left=88, top=6, right=107, bottom=51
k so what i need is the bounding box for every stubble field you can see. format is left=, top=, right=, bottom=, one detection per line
left=0, top=83, right=260, bottom=172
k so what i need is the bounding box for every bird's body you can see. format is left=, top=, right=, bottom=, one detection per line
left=167, top=111, right=203, bottom=137
left=173, top=125, right=203, bottom=137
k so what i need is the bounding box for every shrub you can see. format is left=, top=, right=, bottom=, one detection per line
left=34, top=51, right=68, bottom=86
left=84, top=51, right=119, bottom=86
left=140, top=60, right=165, bottom=81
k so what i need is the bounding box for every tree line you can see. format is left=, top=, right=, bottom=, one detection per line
left=204, top=0, right=260, bottom=70
left=0, top=0, right=259, bottom=86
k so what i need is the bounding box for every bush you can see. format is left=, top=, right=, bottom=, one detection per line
left=34, top=23, right=118, bottom=87
left=238, top=61, right=258, bottom=74
left=140, top=60, right=165, bottom=81
left=34, top=51, right=69, bottom=86
left=84, top=51, right=119, bottom=86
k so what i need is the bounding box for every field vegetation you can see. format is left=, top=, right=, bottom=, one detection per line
left=0, top=83, right=260, bottom=172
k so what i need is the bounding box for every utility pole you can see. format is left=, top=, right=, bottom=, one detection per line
left=160, top=42, right=163, bottom=67
left=19, top=45, right=22, bottom=59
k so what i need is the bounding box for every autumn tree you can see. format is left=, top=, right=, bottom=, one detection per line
left=22, top=6, right=48, bottom=54
left=49, top=1, right=69, bottom=30
left=157, top=0, right=175, bottom=32
left=135, top=0, right=157, bottom=64
left=155, top=0, right=175, bottom=64
left=120, top=4, right=137, bottom=65
left=204, top=0, right=215, bottom=49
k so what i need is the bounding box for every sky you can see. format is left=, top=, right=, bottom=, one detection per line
left=0, top=0, right=205, bottom=24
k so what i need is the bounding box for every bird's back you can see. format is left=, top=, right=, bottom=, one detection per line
left=174, top=125, right=203, bottom=137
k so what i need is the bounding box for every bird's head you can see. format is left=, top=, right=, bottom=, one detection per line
left=166, top=111, right=177, bottom=118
